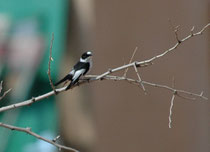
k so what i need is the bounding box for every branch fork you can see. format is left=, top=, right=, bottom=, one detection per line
left=0, top=23, right=209, bottom=150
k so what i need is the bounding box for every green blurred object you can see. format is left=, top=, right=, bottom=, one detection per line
left=0, top=0, right=69, bottom=78
left=0, top=0, right=69, bottom=152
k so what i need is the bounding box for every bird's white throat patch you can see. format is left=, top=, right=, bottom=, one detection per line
left=80, top=58, right=88, bottom=63
left=80, top=57, right=91, bottom=62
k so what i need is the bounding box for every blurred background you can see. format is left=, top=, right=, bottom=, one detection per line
left=0, top=0, right=209, bottom=152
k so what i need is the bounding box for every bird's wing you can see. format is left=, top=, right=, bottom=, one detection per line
left=74, top=62, right=90, bottom=75
left=65, top=69, right=85, bottom=90
left=83, top=63, right=90, bottom=75
left=72, top=69, right=85, bottom=83
left=54, top=74, right=72, bottom=86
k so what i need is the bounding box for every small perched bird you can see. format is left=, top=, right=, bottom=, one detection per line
left=55, top=51, right=92, bottom=90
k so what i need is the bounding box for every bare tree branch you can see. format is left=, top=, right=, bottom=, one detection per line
left=0, top=87, right=65, bottom=112
left=0, top=74, right=207, bottom=113
left=47, top=33, right=57, bottom=94
left=0, top=122, right=79, bottom=152
left=0, top=24, right=208, bottom=122
left=174, top=25, right=181, bottom=43
left=0, top=23, right=208, bottom=152
left=168, top=94, right=176, bottom=128
left=0, top=81, right=12, bottom=101
left=0, top=23, right=209, bottom=147
left=123, top=47, right=138, bottom=77
left=133, top=62, right=146, bottom=93
left=95, top=23, right=210, bottom=80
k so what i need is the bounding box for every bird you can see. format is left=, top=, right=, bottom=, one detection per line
left=55, top=51, right=92, bottom=90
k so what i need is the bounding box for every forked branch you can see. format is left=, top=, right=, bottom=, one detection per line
left=0, top=81, right=12, bottom=101
left=0, top=23, right=209, bottom=151
left=0, top=122, right=79, bottom=152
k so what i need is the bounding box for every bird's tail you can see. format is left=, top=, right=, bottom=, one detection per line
left=65, top=77, right=80, bottom=90
left=54, top=74, right=72, bottom=86
left=65, top=82, right=74, bottom=90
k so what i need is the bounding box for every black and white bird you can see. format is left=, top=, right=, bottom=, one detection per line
left=55, top=51, right=92, bottom=90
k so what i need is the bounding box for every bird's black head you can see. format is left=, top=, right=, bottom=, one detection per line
left=81, top=51, right=92, bottom=59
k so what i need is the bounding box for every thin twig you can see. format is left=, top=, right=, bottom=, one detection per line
left=48, top=33, right=57, bottom=94
left=0, top=89, right=12, bottom=101
left=168, top=77, right=176, bottom=128
left=123, top=47, right=138, bottom=77
left=169, top=94, right=176, bottom=128
left=133, top=62, right=146, bottom=93
left=168, top=20, right=181, bottom=43
left=0, top=81, right=12, bottom=101
left=190, top=26, right=195, bottom=36
left=96, top=23, right=210, bottom=80
left=0, top=122, right=79, bottom=152
left=174, top=25, right=181, bottom=43
left=176, top=93, right=196, bottom=101
left=176, top=89, right=208, bottom=100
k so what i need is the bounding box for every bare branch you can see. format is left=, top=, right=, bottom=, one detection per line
left=0, top=24, right=208, bottom=124
left=0, top=73, right=208, bottom=113
left=190, top=26, right=195, bottom=36
left=0, top=23, right=208, bottom=152
left=96, top=23, right=210, bottom=80
left=176, top=93, right=196, bottom=101
left=48, top=33, right=57, bottom=94
left=98, top=75, right=208, bottom=101
left=174, top=25, right=181, bottom=43
left=168, top=77, right=177, bottom=128
left=0, top=87, right=65, bottom=112
left=133, top=62, right=146, bottom=93
left=176, top=89, right=208, bottom=100
left=168, top=94, right=176, bottom=128
left=0, top=89, right=12, bottom=101
left=0, top=81, right=12, bottom=101
left=123, top=47, right=138, bottom=77
left=0, top=122, right=79, bottom=152
left=194, top=23, right=210, bottom=35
